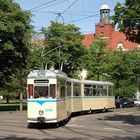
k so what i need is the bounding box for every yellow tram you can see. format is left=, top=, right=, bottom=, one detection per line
left=27, top=68, right=115, bottom=127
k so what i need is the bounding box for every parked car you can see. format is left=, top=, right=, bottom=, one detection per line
left=115, top=97, right=135, bottom=108
left=133, top=99, right=140, bottom=106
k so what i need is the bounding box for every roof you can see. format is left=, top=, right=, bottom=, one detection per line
left=100, top=4, right=110, bottom=10
left=109, top=31, right=138, bottom=51
left=82, top=23, right=138, bottom=50
left=82, top=34, right=94, bottom=48
left=28, top=69, right=67, bottom=79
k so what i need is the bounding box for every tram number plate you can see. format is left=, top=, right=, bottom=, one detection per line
left=45, top=108, right=53, bottom=112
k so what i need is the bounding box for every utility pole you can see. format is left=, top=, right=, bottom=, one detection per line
left=19, top=48, right=23, bottom=111
left=136, top=74, right=140, bottom=99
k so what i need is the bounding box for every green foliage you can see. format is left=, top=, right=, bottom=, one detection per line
left=84, top=38, right=108, bottom=80
left=107, top=51, right=134, bottom=82
left=41, top=21, right=87, bottom=77
left=106, top=50, right=140, bottom=98
left=0, top=0, right=33, bottom=86
left=112, top=0, right=140, bottom=43
left=84, top=39, right=140, bottom=98
left=0, top=0, right=33, bottom=102
left=115, top=81, right=136, bottom=98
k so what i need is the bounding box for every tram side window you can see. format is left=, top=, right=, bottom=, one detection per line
left=73, top=83, right=81, bottom=96
left=100, top=85, right=107, bottom=96
left=84, top=85, right=93, bottom=96
left=93, top=85, right=97, bottom=96
left=67, top=82, right=71, bottom=97
left=50, top=84, right=56, bottom=98
left=108, top=86, right=113, bottom=96
left=57, top=80, right=65, bottom=98
left=96, top=86, right=101, bottom=96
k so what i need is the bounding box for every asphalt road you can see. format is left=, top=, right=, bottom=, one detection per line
left=0, top=107, right=140, bottom=140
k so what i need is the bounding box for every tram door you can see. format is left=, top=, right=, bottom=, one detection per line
left=66, top=81, right=72, bottom=115
left=71, top=82, right=82, bottom=112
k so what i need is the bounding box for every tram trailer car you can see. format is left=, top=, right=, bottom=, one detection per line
left=27, top=68, right=115, bottom=126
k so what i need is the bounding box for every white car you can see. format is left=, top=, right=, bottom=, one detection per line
left=133, top=99, right=140, bottom=106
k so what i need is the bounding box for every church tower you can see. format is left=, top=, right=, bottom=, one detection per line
left=95, top=3, right=114, bottom=39
left=100, top=3, right=110, bottom=24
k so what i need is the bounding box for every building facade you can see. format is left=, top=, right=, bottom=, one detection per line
left=82, top=4, right=139, bottom=51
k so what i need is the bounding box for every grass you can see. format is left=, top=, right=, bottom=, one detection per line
left=0, top=100, right=27, bottom=111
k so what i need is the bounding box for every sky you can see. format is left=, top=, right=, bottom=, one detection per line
left=14, top=0, right=124, bottom=34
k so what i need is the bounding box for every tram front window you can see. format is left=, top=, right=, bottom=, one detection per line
left=34, top=86, right=48, bottom=98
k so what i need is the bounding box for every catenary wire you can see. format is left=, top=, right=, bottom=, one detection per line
left=61, top=0, right=79, bottom=14
left=27, top=0, right=57, bottom=11
left=29, top=0, right=68, bottom=12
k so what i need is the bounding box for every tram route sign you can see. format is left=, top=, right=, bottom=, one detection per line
left=34, top=80, right=49, bottom=83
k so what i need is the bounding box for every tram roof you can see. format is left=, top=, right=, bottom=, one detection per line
left=28, top=69, right=114, bottom=86
left=82, top=79, right=114, bottom=86
left=28, top=69, right=67, bottom=79
left=70, top=78, right=114, bottom=86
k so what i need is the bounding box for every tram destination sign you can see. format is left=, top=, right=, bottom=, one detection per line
left=34, top=79, right=49, bottom=83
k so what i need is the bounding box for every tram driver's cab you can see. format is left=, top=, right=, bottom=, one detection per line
left=28, top=82, right=56, bottom=99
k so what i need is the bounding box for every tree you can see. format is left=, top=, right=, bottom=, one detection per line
left=84, top=38, right=108, bottom=81
left=113, top=0, right=140, bottom=43
left=41, top=21, right=87, bottom=77
left=106, top=50, right=138, bottom=98
left=128, top=49, right=140, bottom=97
left=0, top=0, right=33, bottom=86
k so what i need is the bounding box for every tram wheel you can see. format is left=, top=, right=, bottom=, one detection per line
left=87, top=108, right=92, bottom=114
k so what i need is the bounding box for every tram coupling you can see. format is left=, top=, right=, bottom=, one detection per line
left=37, top=117, right=45, bottom=123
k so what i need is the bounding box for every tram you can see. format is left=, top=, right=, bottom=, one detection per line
left=27, top=67, right=115, bottom=126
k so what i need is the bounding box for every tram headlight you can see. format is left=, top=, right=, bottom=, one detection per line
left=39, top=110, right=44, bottom=116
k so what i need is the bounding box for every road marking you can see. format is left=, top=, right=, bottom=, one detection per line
left=104, top=127, right=125, bottom=131
left=66, top=124, right=84, bottom=128
left=105, top=120, right=122, bottom=123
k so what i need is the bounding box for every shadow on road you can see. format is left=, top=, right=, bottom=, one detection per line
left=104, top=136, right=140, bottom=140
left=1, top=135, right=140, bottom=140
left=102, top=114, right=140, bottom=125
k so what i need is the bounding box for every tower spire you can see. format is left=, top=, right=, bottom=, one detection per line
left=100, top=3, right=110, bottom=24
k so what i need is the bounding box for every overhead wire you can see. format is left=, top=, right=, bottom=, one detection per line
left=31, top=10, right=99, bottom=17
left=54, top=0, right=79, bottom=23
left=30, top=0, right=68, bottom=12
left=61, top=0, right=79, bottom=14
left=25, top=0, right=117, bottom=26
left=66, top=13, right=100, bottom=24
left=27, top=0, right=57, bottom=11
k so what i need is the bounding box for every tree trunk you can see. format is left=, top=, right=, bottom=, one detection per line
left=6, top=95, right=10, bottom=104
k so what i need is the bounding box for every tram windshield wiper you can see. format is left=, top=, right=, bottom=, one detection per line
left=34, top=90, right=40, bottom=98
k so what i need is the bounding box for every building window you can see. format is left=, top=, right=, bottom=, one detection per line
left=116, top=42, right=126, bottom=51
